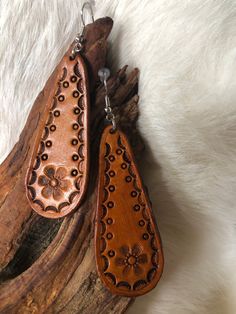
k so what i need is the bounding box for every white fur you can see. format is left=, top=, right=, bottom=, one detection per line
left=1, top=1, right=236, bottom=313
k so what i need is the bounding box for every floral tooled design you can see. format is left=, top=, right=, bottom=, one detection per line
left=38, top=165, right=71, bottom=201
left=115, top=244, right=148, bottom=276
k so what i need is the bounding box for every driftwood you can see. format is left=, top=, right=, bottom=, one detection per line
left=0, top=17, right=142, bottom=313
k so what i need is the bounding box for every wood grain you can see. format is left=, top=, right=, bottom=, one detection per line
left=0, top=17, right=143, bottom=313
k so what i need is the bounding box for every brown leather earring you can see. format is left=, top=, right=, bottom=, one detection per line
left=25, top=3, right=93, bottom=218
left=95, top=68, right=164, bottom=297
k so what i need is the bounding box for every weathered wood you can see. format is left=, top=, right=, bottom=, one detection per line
left=0, top=17, right=141, bottom=313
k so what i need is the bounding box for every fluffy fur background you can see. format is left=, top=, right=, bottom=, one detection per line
left=1, top=1, right=236, bottom=313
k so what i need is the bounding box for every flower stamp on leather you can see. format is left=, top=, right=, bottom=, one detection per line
left=26, top=53, right=89, bottom=218
left=115, top=244, right=148, bottom=276
left=38, top=165, right=71, bottom=201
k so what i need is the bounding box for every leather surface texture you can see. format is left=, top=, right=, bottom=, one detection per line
left=95, top=126, right=164, bottom=297
left=26, top=50, right=89, bottom=218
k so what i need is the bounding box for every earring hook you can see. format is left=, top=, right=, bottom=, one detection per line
left=71, top=2, right=95, bottom=57
left=98, top=67, right=117, bottom=130
left=81, top=2, right=95, bottom=29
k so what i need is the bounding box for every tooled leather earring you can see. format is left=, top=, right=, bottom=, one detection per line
left=95, top=68, right=164, bottom=297
left=25, top=3, right=93, bottom=218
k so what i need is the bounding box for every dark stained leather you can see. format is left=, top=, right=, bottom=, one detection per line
left=95, top=126, right=164, bottom=296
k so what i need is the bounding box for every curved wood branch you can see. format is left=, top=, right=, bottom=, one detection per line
left=0, top=17, right=141, bottom=313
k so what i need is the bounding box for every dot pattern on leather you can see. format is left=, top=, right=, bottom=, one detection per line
left=26, top=54, right=89, bottom=218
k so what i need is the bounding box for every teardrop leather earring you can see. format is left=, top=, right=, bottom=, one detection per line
left=95, top=68, right=164, bottom=297
left=26, top=3, right=94, bottom=218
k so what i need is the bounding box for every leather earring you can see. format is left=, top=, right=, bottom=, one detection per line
left=95, top=68, right=164, bottom=297
left=25, top=3, right=93, bottom=218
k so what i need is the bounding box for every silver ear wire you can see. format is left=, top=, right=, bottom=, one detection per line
left=98, top=68, right=117, bottom=130
left=72, top=2, right=95, bottom=57
left=81, top=2, right=95, bottom=30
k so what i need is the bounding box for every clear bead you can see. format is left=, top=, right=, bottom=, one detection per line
left=98, top=68, right=111, bottom=82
